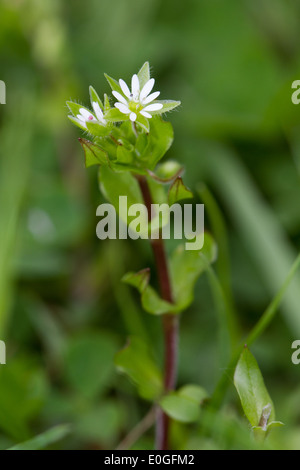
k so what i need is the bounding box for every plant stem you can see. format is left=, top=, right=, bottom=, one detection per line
left=136, top=175, right=179, bottom=450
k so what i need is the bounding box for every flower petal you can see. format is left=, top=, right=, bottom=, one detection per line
left=79, top=108, right=93, bottom=120
left=140, top=110, right=152, bottom=118
left=130, top=112, right=137, bottom=122
left=131, top=74, right=140, bottom=96
left=115, top=103, right=130, bottom=114
left=119, top=79, right=131, bottom=98
left=142, top=91, right=160, bottom=105
left=140, top=78, right=155, bottom=101
left=143, top=103, right=163, bottom=112
left=77, top=114, right=86, bottom=122
left=112, top=91, right=128, bottom=105
left=71, top=116, right=87, bottom=128
left=92, top=102, right=104, bottom=121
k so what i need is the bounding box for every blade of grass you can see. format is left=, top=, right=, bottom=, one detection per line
left=198, top=183, right=240, bottom=349
left=8, top=424, right=71, bottom=450
left=208, top=146, right=300, bottom=336
left=0, top=94, right=35, bottom=335
left=210, top=252, right=300, bottom=409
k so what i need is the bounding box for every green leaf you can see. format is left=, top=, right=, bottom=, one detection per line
left=76, top=401, right=123, bottom=444
left=137, top=62, right=150, bottom=89
left=79, top=138, right=110, bottom=168
left=160, top=385, right=209, bottom=423
left=89, top=86, right=104, bottom=110
left=150, top=100, right=181, bottom=115
left=122, top=270, right=175, bottom=315
left=179, top=384, right=209, bottom=403
left=170, top=233, right=217, bottom=311
left=8, top=425, right=71, bottom=451
left=99, top=165, right=144, bottom=226
left=168, top=177, right=193, bottom=206
left=114, top=337, right=162, bottom=400
left=116, top=145, right=135, bottom=165
left=234, top=347, right=275, bottom=428
left=64, top=332, right=118, bottom=400
left=146, top=117, right=174, bottom=169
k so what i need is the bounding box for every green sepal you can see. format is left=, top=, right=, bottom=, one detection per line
left=104, top=74, right=123, bottom=94
left=150, top=100, right=181, bottom=115
left=89, top=86, right=104, bottom=110
left=137, top=62, right=151, bottom=89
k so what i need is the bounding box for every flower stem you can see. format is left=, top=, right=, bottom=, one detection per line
left=136, top=175, right=179, bottom=450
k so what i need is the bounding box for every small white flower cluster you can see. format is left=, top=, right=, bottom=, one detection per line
left=113, top=74, right=163, bottom=122
left=75, top=101, right=106, bottom=129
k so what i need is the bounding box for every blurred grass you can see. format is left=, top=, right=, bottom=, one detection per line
left=0, top=96, right=35, bottom=336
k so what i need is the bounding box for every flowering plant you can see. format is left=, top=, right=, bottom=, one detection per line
left=66, top=62, right=283, bottom=450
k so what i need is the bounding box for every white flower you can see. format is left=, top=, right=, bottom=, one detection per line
left=75, top=102, right=106, bottom=128
left=112, top=74, right=163, bottom=122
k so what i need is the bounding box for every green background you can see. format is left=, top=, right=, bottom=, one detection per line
left=1, top=0, right=300, bottom=449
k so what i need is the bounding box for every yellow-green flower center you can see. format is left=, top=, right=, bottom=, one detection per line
left=128, top=101, right=141, bottom=113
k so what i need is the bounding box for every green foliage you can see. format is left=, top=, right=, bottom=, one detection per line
left=168, top=177, right=193, bottom=206
left=123, top=233, right=217, bottom=315
left=64, top=332, right=118, bottom=400
left=234, top=347, right=283, bottom=437
left=170, top=233, right=217, bottom=311
left=114, top=337, right=163, bottom=401
left=160, top=385, right=209, bottom=423
left=2, top=0, right=300, bottom=451
left=9, top=425, right=71, bottom=451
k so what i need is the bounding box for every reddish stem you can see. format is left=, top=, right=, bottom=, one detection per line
left=137, top=175, right=179, bottom=450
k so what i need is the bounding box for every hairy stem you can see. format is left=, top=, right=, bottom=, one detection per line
left=137, top=175, right=179, bottom=450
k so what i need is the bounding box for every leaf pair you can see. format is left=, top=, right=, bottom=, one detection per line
left=123, top=233, right=217, bottom=316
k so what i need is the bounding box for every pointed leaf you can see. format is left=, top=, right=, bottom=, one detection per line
left=234, top=347, right=275, bottom=427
